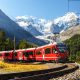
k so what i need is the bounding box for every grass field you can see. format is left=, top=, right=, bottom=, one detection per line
left=0, top=61, right=48, bottom=74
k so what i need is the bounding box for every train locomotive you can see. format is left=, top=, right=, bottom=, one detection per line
left=0, top=42, right=69, bottom=62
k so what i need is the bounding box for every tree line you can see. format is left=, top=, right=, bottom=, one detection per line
left=64, top=34, right=80, bottom=62
left=0, top=29, right=36, bottom=51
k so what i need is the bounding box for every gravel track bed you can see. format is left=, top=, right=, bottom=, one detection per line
left=49, top=64, right=80, bottom=80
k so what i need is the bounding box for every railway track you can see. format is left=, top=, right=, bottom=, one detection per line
left=0, top=63, right=79, bottom=80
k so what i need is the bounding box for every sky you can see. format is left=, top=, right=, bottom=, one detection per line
left=0, top=0, right=80, bottom=20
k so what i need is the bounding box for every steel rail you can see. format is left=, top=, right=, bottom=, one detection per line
left=10, top=63, right=79, bottom=80
left=0, top=63, right=79, bottom=80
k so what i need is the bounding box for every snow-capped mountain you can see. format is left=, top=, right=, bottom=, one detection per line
left=51, top=12, right=79, bottom=33
left=15, top=16, right=53, bottom=36
left=15, top=12, right=80, bottom=37
left=15, top=16, right=47, bottom=36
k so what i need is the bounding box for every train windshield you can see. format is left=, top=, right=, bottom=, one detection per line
left=57, top=43, right=67, bottom=53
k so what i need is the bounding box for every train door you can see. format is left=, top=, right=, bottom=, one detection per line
left=18, top=51, right=23, bottom=61
left=35, top=48, right=44, bottom=61
left=9, top=51, right=13, bottom=60
left=4, top=51, right=12, bottom=61
left=44, top=47, right=52, bottom=61
left=27, top=51, right=34, bottom=61
left=13, top=51, right=18, bottom=61
left=23, top=50, right=28, bottom=61
left=52, top=46, right=59, bottom=61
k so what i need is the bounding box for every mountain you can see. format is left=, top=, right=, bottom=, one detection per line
left=15, top=16, right=52, bottom=36
left=0, top=9, right=47, bottom=45
left=51, top=12, right=79, bottom=34
left=16, top=17, right=43, bottom=36
left=25, top=25, right=43, bottom=36
left=15, top=12, right=80, bottom=42
left=16, top=12, right=80, bottom=36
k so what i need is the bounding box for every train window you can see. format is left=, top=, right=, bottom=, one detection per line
left=28, top=51, right=33, bottom=55
left=5, top=53, right=9, bottom=56
left=57, top=43, right=67, bottom=53
left=52, top=48, right=58, bottom=54
left=36, top=50, right=41, bottom=55
left=45, top=48, right=51, bottom=54
left=58, top=47, right=66, bottom=53
left=23, top=52, right=28, bottom=57
left=24, top=51, right=33, bottom=56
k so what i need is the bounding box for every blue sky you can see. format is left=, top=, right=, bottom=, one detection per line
left=0, top=0, right=80, bottom=20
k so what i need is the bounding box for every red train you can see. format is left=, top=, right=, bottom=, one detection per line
left=0, top=42, right=69, bottom=62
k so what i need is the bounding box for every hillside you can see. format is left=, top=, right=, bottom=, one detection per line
left=60, top=25, right=80, bottom=41
left=64, top=34, right=80, bottom=61
left=0, top=9, right=47, bottom=46
left=0, top=29, right=37, bottom=51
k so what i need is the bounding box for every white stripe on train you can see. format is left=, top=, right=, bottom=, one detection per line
left=36, top=57, right=60, bottom=58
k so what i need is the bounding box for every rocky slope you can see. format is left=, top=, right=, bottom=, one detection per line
left=60, top=25, right=80, bottom=41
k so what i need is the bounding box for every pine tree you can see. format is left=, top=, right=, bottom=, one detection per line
left=64, top=34, right=80, bottom=62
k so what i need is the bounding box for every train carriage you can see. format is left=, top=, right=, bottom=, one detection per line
left=35, top=43, right=58, bottom=61
left=2, top=49, right=25, bottom=61
left=35, top=42, right=69, bottom=62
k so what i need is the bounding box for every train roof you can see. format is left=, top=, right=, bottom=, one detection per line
left=0, top=48, right=36, bottom=53
left=36, top=42, right=66, bottom=49
left=0, top=50, right=13, bottom=53
left=36, top=42, right=57, bottom=49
